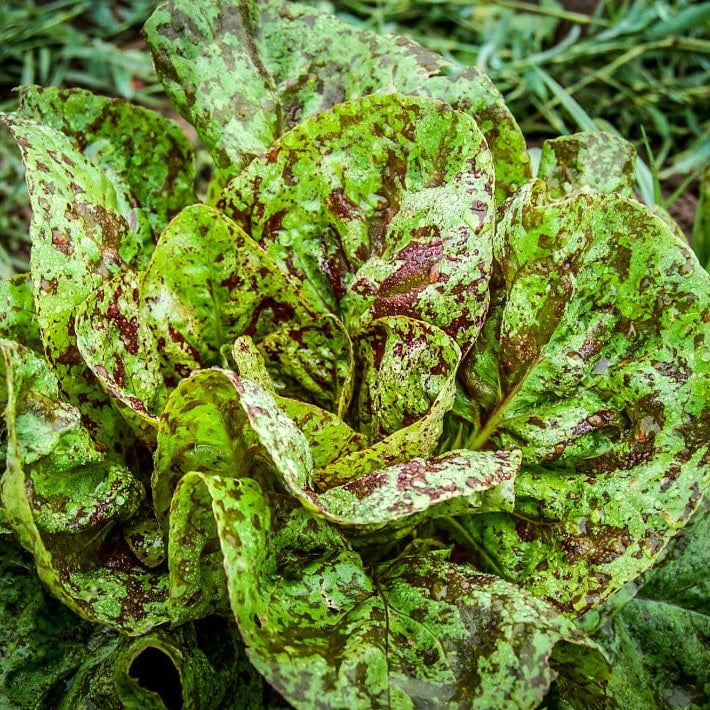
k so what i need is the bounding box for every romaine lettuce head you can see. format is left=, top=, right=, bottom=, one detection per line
left=0, top=1, right=707, bottom=708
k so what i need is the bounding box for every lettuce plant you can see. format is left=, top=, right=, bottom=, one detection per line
left=1, top=0, right=708, bottom=707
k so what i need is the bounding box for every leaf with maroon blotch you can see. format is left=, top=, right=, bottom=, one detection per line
left=455, top=181, right=710, bottom=614
left=0, top=339, right=169, bottom=635
left=140, top=204, right=352, bottom=411
left=19, top=85, right=195, bottom=258
left=76, top=270, right=167, bottom=445
left=0, top=114, right=138, bottom=454
left=167, top=473, right=606, bottom=709
left=220, top=94, right=495, bottom=349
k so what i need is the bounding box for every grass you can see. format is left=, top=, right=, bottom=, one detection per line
left=1, top=0, right=708, bottom=276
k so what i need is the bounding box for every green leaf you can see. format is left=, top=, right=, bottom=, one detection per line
left=0, top=339, right=168, bottom=634
left=457, top=182, right=710, bottom=613
left=152, top=368, right=260, bottom=527
left=140, top=204, right=352, bottom=411
left=232, top=370, right=519, bottom=533
left=315, top=448, right=518, bottom=534
left=351, top=316, right=461, bottom=442
left=230, top=334, right=366, bottom=465
left=0, top=273, right=42, bottom=351
left=317, top=320, right=462, bottom=489
left=156, top=363, right=499, bottom=537
left=593, top=505, right=710, bottom=709
left=172, top=473, right=606, bottom=709
left=145, top=0, right=530, bottom=203
left=537, top=131, right=636, bottom=198
left=76, top=270, right=167, bottom=445
left=1, top=114, right=138, bottom=453
left=19, top=85, right=195, bottom=252
left=219, top=93, right=495, bottom=348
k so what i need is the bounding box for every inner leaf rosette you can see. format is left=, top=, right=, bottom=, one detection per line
left=219, top=93, right=496, bottom=349
left=453, top=181, right=710, bottom=613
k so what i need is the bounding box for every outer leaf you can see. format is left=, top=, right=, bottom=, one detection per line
left=19, top=85, right=195, bottom=250
left=58, top=618, right=264, bottom=710
left=592, top=505, right=710, bottom=709
left=140, top=204, right=352, bottom=411
left=538, top=131, right=636, bottom=198
left=173, top=473, right=606, bottom=709
left=0, top=536, right=94, bottom=709
left=219, top=93, right=495, bottom=347
left=145, top=0, right=530, bottom=203
left=458, top=183, right=710, bottom=613
left=0, top=340, right=168, bottom=634
left=1, top=114, right=137, bottom=452
left=76, top=270, right=167, bottom=445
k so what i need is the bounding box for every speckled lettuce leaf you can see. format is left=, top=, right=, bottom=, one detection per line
left=140, top=204, right=352, bottom=411
left=153, top=368, right=258, bottom=528
left=590, top=504, right=710, bottom=709
left=219, top=93, right=495, bottom=348
left=172, top=472, right=606, bottom=709
left=0, top=273, right=41, bottom=351
left=538, top=131, right=636, bottom=198
left=316, top=317, right=462, bottom=489
left=233, top=373, right=520, bottom=532
left=255, top=311, right=354, bottom=415
left=76, top=270, right=167, bottom=445
left=156, top=365, right=512, bottom=539
left=456, top=182, right=710, bottom=614
left=145, top=0, right=529, bottom=203
left=0, top=339, right=168, bottom=634
left=0, top=114, right=138, bottom=452
left=351, top=316, right=461, bottom=442
left=231, top=335, right=366, bottom=466
left=18, top=85, right=195, bottom=249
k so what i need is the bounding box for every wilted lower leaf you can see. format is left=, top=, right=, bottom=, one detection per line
left=0, top=536, right=94, bottom=708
